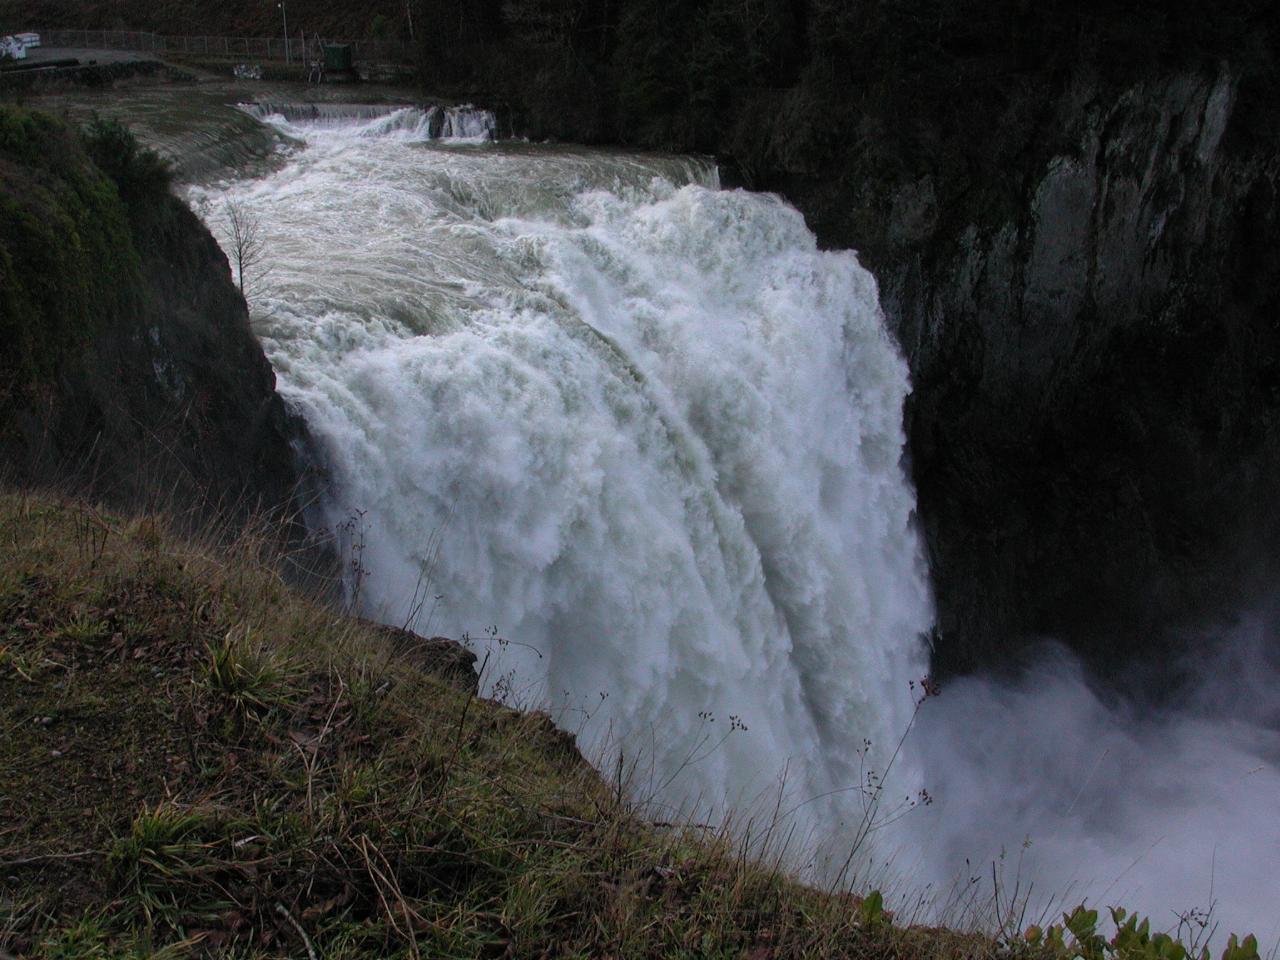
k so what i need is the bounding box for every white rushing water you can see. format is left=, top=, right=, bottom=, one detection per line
left=236, top=102, right=498, bottom=143
left=195, top=105, right=933, bottom=864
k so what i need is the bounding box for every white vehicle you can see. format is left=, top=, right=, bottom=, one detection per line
left=15, top=32, right=40, bottom=48
left=0, top=35, right=28, bottom=60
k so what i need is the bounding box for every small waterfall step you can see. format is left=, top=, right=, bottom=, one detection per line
left=236, top=101, right=497, bottom=141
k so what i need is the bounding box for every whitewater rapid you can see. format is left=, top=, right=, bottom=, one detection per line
left=196, top=104, right=933, bottom=863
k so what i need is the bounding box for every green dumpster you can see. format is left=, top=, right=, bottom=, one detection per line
left=323, top=43, right=353, bottom=71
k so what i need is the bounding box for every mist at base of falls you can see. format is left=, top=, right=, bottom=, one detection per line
left=196, top=103, right=1280, bottom=946
left=898, top=621, right=1280, bottom=947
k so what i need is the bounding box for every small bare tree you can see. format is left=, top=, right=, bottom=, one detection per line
left=224, top=201, right=269, bottom=301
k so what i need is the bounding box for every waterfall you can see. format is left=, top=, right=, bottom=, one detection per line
left=196, top=109, right=933, bottom=865
left=235, top=102, right=497, bottom=143
left=193, top=101, right=1280, bottom=944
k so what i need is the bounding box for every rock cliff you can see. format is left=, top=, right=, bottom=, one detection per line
left=0, top=107, right=307, bottom=531
left=784, top=69, right=1280, bottom=673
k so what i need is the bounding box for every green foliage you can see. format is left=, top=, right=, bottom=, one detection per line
left=0, top=106, right=143, bottom=402
left=858, top=889, right=887, bottom=929
left=202, top=627, right=300, bottom=722
left=36, top=914, right=115, bottom=960
left=54, top=613, right=110, bottom=647
left=1222, top=934, right=1262, bottom=960
left=107, top=804, right=230, bottom=927
left=1025, top=904, right=1261, bottom=960
left=79, top=114, right=172, bottom=206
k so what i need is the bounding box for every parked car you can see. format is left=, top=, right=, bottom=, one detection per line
left=15, top=32, right=40, bottom=48
left=0, top=36, right=28, bottom=60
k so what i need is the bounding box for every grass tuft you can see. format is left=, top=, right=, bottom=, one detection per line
left=201, top=628, right=301, bottom=725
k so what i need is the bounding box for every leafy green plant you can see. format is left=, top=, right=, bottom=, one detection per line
left=37, top=913, right=114, bottom=960
left=857, top=889, right=888, bottom=929
left=108, top=804, right=225, bottom=926
left=55, top=613, right=109, bottom=647
left=1025, top=905, right=1261, bottom=960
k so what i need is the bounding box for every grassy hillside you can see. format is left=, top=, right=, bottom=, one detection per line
left=2, top=493, right=1265, bottom=958
left=0, top=488, right=1006, bottom=959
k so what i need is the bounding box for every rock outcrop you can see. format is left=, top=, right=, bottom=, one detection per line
left=786, top=69, right=1280, bottom=673
left=0, top=106, right=308, bottom=532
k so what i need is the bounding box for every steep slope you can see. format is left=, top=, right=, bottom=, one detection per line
left=845, top=70, right=1280, bottom=673
left=0, top=490, right=992, bottom=958
left=0, top=106, right=305, bottom=528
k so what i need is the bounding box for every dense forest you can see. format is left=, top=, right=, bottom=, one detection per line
left=11, top=0, right=1275, bottom=194
left=415, top=0, right=1277, bottom=175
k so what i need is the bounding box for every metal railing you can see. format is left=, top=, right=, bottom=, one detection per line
left=37, top=28, right=412, bottom=64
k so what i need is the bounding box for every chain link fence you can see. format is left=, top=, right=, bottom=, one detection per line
left=38, top=28, right=412, bottom=64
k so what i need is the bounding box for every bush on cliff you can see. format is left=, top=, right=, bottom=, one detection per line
left=0, top=105, right=303, bottom=525
left=80, top=113, right=172, bottom=208
left=0, top=107, right=141, bottom=399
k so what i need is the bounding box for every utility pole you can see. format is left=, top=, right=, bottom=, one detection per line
left=279, top=0, right=290, bottom=63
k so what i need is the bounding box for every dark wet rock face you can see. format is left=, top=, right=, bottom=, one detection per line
left=67, top=194, right=305, bottom=521
left=794, top=71, right=1280, bottom=675
left=357, top=620, right=481, bottom=694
